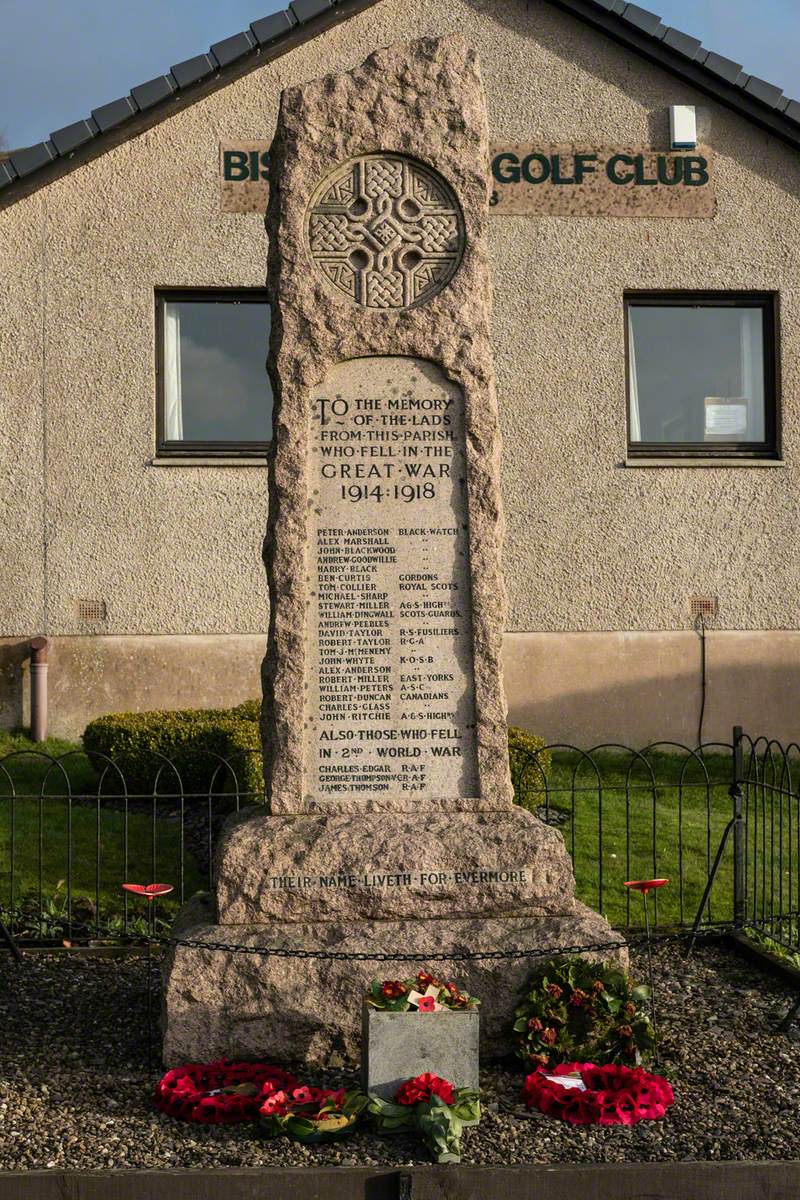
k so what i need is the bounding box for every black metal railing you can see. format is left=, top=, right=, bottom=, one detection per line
left=739, top=732, right=800, bottom=957
left=1, top=731, right=799, bottom=955
left=0, top=748, right=262, bottom=941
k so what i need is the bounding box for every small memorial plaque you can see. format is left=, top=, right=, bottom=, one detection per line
left=303, top=356, right=479, bottom=805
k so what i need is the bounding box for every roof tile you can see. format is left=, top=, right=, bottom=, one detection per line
left=10, top=142, right=57, bottom=177
left=703, top=51, right=744, bottom=86
left=49, top=118, right=99, bottom=156
left=0, top=160, right=18, bottom=189
left=744, top=75, right=784, bottom=108
left=661, top=27, right=702, bottom=59
left=250, top=10, right=298, bottom=45
left=290, top=0, right=334, bottom=24
left=91, top=96, right=138, bottom=132
left=130, top=75, right=177, bottom=111
left=620, top=4, right=662, bottom=37
left=209, top=31, right=256, bottom=67
left=170, top=53, right=218, bottom=88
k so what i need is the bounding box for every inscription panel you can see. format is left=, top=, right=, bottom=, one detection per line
left=304, top=356, right=479, bottom=805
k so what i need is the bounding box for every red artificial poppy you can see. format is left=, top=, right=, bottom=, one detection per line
left=123, top=882, right=174, bottom=901
left=417, top=996, right=436, bottom=1012
left=155, top=1061, right=298, bottom=1124
left=623, top=879, right=669, bottom=895
left=395, top=1073, right=455, bottom=1106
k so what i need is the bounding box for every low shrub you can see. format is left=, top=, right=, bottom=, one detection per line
left=82, top=702, right=263, bottom=799
left=508, top=725, right=551, bottom=813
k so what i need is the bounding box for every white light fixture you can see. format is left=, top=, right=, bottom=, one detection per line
left=669, top=105, right=697, bottom=149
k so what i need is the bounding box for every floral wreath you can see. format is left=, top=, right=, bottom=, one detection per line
left=259, top=1084, right=367, bottom=1142
left=154, top=1060, right=298, bottom=1124
left=366, top=969, right=480, bottom=1012
left=513, top=957, right=654, bottom=1068
left=522, top=1062, right=674, bottom=1126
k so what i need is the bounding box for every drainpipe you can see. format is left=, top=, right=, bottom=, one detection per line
left=30, top=636, right=49, bottom=743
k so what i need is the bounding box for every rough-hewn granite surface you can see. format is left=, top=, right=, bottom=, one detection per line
left=215, top=807, right=580, bottom=923
left=162, top=896, right=626, bottom=1065
left=261, top=34, right=512, bottom=813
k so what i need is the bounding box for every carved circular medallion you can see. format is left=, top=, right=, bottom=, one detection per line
left=306, top=154, right=465, bottom=309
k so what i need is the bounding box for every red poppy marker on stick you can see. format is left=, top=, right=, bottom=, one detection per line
left=123, top=883, right=174, bottom=1077
left=122, top=883, right=174, bottom=901
left=624, top=879, right=669, bottom=896
left=624, top=879, right=669, bottom=1063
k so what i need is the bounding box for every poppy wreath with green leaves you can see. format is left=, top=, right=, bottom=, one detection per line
left=513, top=958, right=655, bottom=1068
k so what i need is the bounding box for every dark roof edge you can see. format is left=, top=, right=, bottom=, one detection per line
left=548, top=0, right=800, bottom=152
left=0, top=0, right=382, bottom=210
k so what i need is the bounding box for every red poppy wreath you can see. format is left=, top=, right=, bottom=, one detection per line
left=522, top=1062, right=674, bottom=1126
left=154, top=1060, right=299, bottom=1124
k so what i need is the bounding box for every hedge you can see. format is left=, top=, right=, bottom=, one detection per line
left=83, top=702, right=548, bottom=812
left=508, top=725, right=552, bottom=814
left=82, top=702, right=263, bottom=798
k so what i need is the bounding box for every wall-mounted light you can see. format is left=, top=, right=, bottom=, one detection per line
left=669, top=105, right=697, bottom=149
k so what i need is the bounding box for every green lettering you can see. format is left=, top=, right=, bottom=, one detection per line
left=551, top=154, right=576, bottom=184
left=223, top=150, right=250, bottom=181
left=683, top=156, right=709, bottom=186
left=521, top=153, right=550, bottom=184
left=657, top=155, right=683, bottom=185
left=634, top=154, right=658, bottom=186
left=259, top=150, right=270, bottom=180
left=606, top=154, right=635, bottom=184
left=574, top=153, right=598, bottom=184
left=491, top=153, right=520, bottom=184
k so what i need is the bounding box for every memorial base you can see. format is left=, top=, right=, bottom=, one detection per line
left=160, top=896, right=626, bottom=1067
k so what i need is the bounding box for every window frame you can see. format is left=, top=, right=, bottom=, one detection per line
left=155, top=288, right=272, bottom=458
left=624, top=290, right=780, bottom=461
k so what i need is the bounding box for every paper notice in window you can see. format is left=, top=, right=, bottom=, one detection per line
left=704, top=399, right=748, bottom=439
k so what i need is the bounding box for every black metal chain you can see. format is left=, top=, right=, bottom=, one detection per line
left=2, top=905, right=798, bottom=963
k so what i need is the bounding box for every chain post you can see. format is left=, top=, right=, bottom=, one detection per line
left=731, top=725, right=746, bottom=928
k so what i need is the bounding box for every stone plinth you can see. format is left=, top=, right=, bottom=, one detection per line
left=162, top=896, right=626, bottom=1065
left=215, top=808, right=580, bottom=924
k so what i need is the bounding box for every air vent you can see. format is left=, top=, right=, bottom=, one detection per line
left=689, top=595, right=718, bottom=619
left=77, top=599, right=107, bottom=620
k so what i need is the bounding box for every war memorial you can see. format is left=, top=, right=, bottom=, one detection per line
left=162, top=35, right=621, bottom=1064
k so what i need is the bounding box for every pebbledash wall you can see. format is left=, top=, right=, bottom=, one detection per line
left=3, top=0, right=800, bottom=746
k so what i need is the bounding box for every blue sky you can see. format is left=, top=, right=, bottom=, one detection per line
left=2, top=0, right=799, bottom=150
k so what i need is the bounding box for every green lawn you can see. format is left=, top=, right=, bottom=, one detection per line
left=0, top=733, right=204, bottom=938
left=530, top=749, right=737, bottom=930
left=0, top=733, right=793, bottom=942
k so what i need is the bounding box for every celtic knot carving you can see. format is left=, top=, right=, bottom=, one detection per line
left=306, top=155, right=465, bottom=309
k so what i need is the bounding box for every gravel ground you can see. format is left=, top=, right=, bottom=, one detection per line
left=1, top=939, right=799, bottom=1170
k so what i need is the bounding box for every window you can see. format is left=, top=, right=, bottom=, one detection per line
left=626, top=293, right=778, bottom=458
left=156, top=290, right=272, bottom=456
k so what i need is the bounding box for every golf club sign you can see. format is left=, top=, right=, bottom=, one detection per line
left=220, top=142, right=714, bottom=217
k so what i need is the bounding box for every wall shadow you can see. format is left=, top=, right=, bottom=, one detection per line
left=0, top=641, right=29, bottom=731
